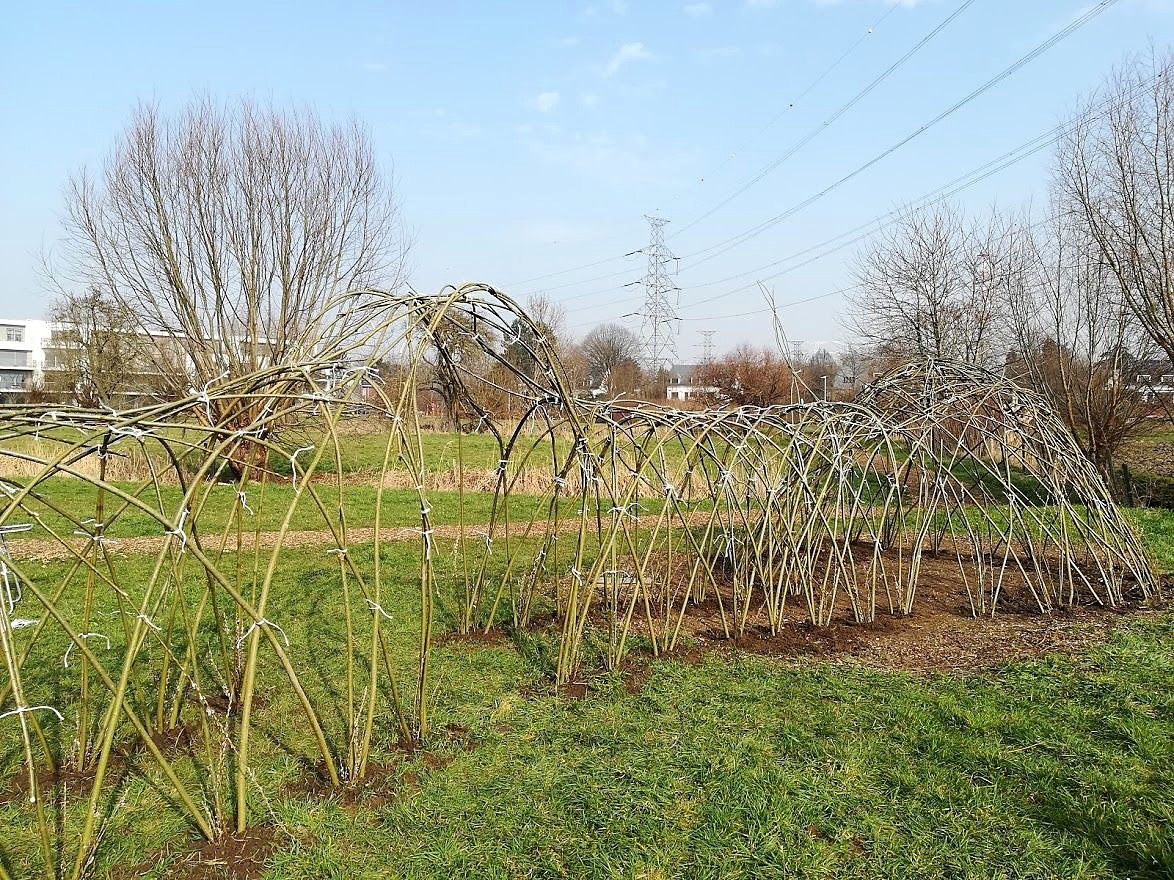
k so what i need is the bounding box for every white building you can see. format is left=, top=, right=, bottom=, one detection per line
left=666, top=363, right=718, bottom=402
left=0, top=318, right=51, bottom=394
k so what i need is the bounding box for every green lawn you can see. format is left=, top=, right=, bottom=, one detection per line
left=1, top=530, right=1171, bottom=878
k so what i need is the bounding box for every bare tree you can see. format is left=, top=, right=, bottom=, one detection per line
left=50, top=97, right=408, bottom=418
left=1005, top=210, right=1157, bottom=487
left=696, top=344, right=797, bottom=407
left=850, top=204, right=1027, bottom=366
left=1058, top=47, right=1174, bottom=363
left=580, top=322, right=643, bottom=390
left=799, top=348, right=839, bottom=399
left=502, top=294, right=566, bottom=382
left=415, top=306, right=497, bottom=429
left=837, top=343, right=873, bottom=395
left=525, top=293, right=567, bottom=350
left=44, top=288, right=148, bottom=408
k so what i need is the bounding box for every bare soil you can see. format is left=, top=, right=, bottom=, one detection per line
left=649, top=552, right=1168, bottom=673
left=110, top=827, right=280, bottom=880
left=0, top=760, right=126, bottom=807
left=285, top=730, right=470, bottom=812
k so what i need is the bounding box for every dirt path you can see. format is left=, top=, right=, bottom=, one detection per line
left=9, top=511, right=715, bottom=562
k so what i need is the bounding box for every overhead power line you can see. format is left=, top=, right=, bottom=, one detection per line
left=501, top=0, right=953, bottom=295
left=677, top=0, right=1122, bottom=272
left=671, top=0, right=978, bottom=237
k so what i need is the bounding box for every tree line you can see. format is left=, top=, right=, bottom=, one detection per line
left=34, top=50, right=1173, bottom=492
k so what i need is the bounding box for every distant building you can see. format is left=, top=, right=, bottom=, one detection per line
left=0, top=318, right=51, bottom=394
left=666, top=363, right=718, bottom=402
left=1125, top=359, right=1174, bottom=401
left=0, top=314, right=288, bottom=403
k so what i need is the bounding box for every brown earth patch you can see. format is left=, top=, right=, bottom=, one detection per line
left=114, top=723, right=196, bottom=760
left=285, top=761, right=405, bottom=811
left=436, top=628, right=509, bottom=648
left=284, top=732, right=466, bottom=811
left=111, top=826, right=281, bottom=880
left=0, top=759, right=126, bottom=806
left=204, top=690, right=270, bottom=718
left=520, top=678, right=591, bottom=701
left=650, top=551, right=1166, bottom=673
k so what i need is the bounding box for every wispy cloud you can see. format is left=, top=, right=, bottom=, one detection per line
left=554, top=35, right=580, bottom=48
left=532, top=91, right=561, bottom=113
left=696, top=46, right=742, bottom=61
left=683, top=2, right=712, bottom=16
left=520, top=128, right=695, bottom=187
left=582, top=0, right=628, bottom=17
left=602, top=42, right=652, bottom=78
left=362, top=61, right=388, bottom=73
left=745, top=0, right=777, bottom=8
left=581, top=92, right=600, bottom=108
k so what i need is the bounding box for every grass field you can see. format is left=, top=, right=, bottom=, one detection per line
left=1, top=530, right=1171, bottom=879
left=2, top=419, right=1172, bottom=879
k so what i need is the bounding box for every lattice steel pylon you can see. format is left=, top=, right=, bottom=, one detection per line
left=698, top=330, right=716, bottom=362
left=626, top=215, right=680, bottom=371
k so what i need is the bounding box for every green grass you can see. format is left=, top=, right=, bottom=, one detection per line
left=1, top=530, right=1171, bottom=878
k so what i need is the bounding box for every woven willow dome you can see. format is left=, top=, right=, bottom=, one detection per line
left=0, top=283, right=1160, bottom=871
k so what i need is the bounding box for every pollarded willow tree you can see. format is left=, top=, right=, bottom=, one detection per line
left=48, top=96, right=409, bottom=456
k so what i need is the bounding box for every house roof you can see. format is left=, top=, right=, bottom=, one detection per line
left=667, top=363, right=702, bottom=385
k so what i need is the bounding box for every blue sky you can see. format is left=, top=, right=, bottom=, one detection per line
left=2, top=0, right=1171, bottom=354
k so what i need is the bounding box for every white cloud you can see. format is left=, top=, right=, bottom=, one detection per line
left=745, top=0, right=777, bottom=8
left=603, top=42, right=652, bottom=78
left=697, top=46, right=742, bottom=61
left=581, top=92, right=600, bottom=108
left=683, top=1, right=712, bottom=15
left=362, top=61, right=388, bottom=73
left=520, top=128, right=696, bottom=187
left=583, top=1, right=628, bottom=17
left=532, top=91, right=561, bottom=112
left=554, top=35, right=580, bottom=47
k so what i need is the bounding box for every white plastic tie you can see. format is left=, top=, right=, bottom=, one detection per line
left=2, top=562, right=20, bottom=612
left=415, top=528, right=435, bottom=560
left=165, top=508, right=189, bottom=552
left=366, top=599, right=393, bottom=621
left=111, top=425, right=151, bottom=439
left=189, top=371, right=228, bottom=423
left=64, top=632, right=111, bottom=668
left=0, top=705, right=64, bottom=723
left=237, top=491, right=254, bottom=515
left=237, top=618, right=290, bottom=648
left=134, top=613, right=162, bottom=633
left=290, top=445, right=315, bottom=488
